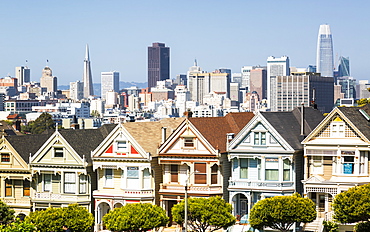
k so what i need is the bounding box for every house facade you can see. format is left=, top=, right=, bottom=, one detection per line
left=155, top=112, right=254, bottom=221
left=302, top=106, right=370, bottom=231
left=92, top=118, right=183, bottom=231
left=0, top=134, right=49, bottom=217
left=228, top=107, right=323, bottom=218
left=29, top=125, right=115, bottom=211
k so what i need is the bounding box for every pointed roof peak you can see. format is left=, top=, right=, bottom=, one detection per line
left=85, top=44, right=90, bottom=61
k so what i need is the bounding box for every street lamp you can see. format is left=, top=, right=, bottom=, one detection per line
left=184, top=168, right=198, bottom=232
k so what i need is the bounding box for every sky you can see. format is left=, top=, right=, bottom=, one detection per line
left=1, top=1, right=369, bottom=85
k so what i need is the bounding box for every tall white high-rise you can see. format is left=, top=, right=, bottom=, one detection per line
left=83, top=44, right=94, bottom=98
left=101, top=71, right=119, bottom=99
left=70, top=80, right=84, bottom=101
left=316, top=24, right=334, bottom=77
left=15, top=66, right=30, bottom=86
left=266, top=56, right=290, bottom=107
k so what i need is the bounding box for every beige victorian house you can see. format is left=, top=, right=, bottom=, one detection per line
left=92, top=118, right=183, bottom=231
left=0, top=134, right=49, bottom=217
left=29, top=125, right=115, bottom=211
left=302, top=105, right=370, bottom=231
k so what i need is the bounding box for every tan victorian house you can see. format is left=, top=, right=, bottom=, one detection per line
left=155, top=112, right=254, bottom=220
left=0, top=134, right=49, bottom=216
left=29, top=125, right=115, bottom=211
left=92, top=118, right=183, bottom=231
left=302, top=105, right=370, bottom=231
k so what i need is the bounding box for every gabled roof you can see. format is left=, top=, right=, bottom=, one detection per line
left=6, top=134, right=51, bottom=163
left=188, top=112, right=255, bottom=153
left=336, top=105, right=370, bottom=140
left=58, top=124, right=117, bottom=163
left=123, top=118, right=184, bottom=155
left=260, top=107, right=324, bottom=150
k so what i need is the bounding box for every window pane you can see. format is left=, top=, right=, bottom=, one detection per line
left=79, top=175, right=87, bottom=194
left=23, top=180, right=30, bottom=196
left=171, top=165, right=178, bottom=182
left=254, top=133, right=259, bottom=145
left=127, top=167, right=139, bottom=179
left=184, top=138, right=194, bottom=147
left=261, top=132, right=266, bottom=145
left=1, top=154, right=10, bottom=162
left=195, top=163, right=207, bottom=184
left=265, top=169, right=279, bottom=181
left=195, top=163, right=206, bottom=173
left=5, top=179, right=12, bottom=197
left=211, top=165, right=218, bottom=184
left=64, top=172, right=76, bottom=193
left=44, top=174, right=51, bottom=191
left=54, top=148, right=63, bottom=157
left=240, top=159, right=248, bottom=179
left=105, top=169, right=113, bottom=187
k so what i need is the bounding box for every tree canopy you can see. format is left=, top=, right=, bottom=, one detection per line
left=0, top=200, right=14, bottom=225
left=26, top=204, right=94, bottom=232
left=23, top=112, right=55, bottom=134
left=171, top=196, right=236, bottom=232
left=249, top=193, right=316, bottom=232
left=103, top=203, right=168, bottom=232
left=0, top=218, right=36, bottom=232
left=332, top=183, right=370, bottom=224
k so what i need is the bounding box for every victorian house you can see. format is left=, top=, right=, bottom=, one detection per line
left=302, top=106, right=370, bottom=231
left=29, top=125, right=116, bottom=211
left=155, top=112, right=254, bottom=220
left=91, top=118, right=183, bottom=231
left=227, top=107, right=323, bottom=218
left=0, top=134, right=49, bottom=217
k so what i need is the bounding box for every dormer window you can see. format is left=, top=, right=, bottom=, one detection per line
left=54, top=147, right=64, bottom=158
left=116, top=141, right=128, bottom=153
left=254, top=132, right=266, bottom=145
left=1, top=154, right=10, bottom=163
left=184, top=138, right=194, bottom=148
left=330, top=117, right=345, bottom=137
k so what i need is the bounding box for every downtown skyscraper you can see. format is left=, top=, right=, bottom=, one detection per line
left=148, top=42, right=170, bottom=90
left=83, top=44, right=94, bottom=98
left=316, top=24, right=334, bottom=77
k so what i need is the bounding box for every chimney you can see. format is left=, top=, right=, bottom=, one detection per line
left=184, top=109, right=193, bottom=118
left=227, top=133, right=234, bottom=142
left=161, top=127, right=167, bottom=144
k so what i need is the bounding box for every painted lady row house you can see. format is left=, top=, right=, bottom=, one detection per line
left=1, top=105, right=370, bottom=232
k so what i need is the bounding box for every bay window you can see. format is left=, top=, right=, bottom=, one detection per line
left=195, top=163, right=207, bottom=184
left=105, top=169, right=114, bottom=187
left=240, top=158, right=248, bottom=179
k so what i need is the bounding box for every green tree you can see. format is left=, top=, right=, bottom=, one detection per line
left=171, top=196, right=236, bottom=232
left=357, top=99, right=370, bottom=107
left=0, top=200, right=15, bottom=225
left=354, top=221, right=370, bottom=232
left=332, top=183, right=370, bottom=225
left=90, top=110, right=101, bottom=118
left=0, top=218, right=37, bottom=232
left=26, top=204, right=94, bottom=232
left=23, top=112, right=55, bottom=134
left=249, top=193, right=316, bottom=232
left=103, top=203, right=168, bottom=232
left=323, top=220, right=339, bottom=232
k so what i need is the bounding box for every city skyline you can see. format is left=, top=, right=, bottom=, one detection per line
left=1, top=1, right=370, bottom=85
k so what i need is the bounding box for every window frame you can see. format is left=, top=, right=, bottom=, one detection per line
left=79, top=174, right=87, bottom=194
left=64, top=172, right=76, bottom=194
left=1, top=153, right=10, bottom=163
left=23, top=180, right=30, bottom=197
left=254, top=132, right=267, bottom=146
left=53, top=147, right=64, bottom=158
left=104, top=169, right=114, bottom=188
left=5, top=179, right=12, bottom=197
left=116, top=141, right=128, bottom=153
left=194, top=162, right=207, bottom=184
left=43, top=174, right=52, bottom=192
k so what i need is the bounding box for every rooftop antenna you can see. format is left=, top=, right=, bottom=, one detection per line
left=25, top=60, right=28, bottom=67
left=46, top=59, right=49, bottom=67
left=194, top=58, right=197, bottom=67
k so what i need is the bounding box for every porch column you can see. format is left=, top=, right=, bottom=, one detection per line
left=0, top=177, right=4, bottom=198
left=247, top=193, right=252, bottom=218
left=325, top=193, right=329, bottom=213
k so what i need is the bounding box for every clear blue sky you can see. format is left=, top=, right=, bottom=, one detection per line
left=1, top=1, right=369, bottom=85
